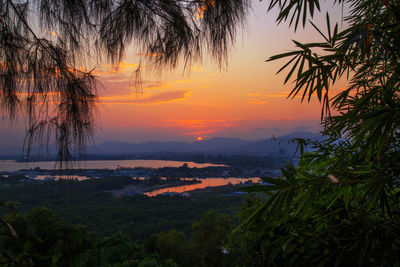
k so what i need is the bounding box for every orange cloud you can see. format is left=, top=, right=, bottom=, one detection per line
left=167, top=119, right=239, bottom=128
left=100, top=89, right=191, bottom=105
left=183, top=129, right=220, bottom=136
left=166, top=119, right=242, bottom=136
left=246, top=92, right=288, bottom=104
left=100, top=62, right=139, bottom=75
left=134, top=79, right=191, bottom=90
left=173, top=79, right=192, bottom=84
left=141, top=81, right=169, bottom=90
left=97, top=68, right=193, bottom=98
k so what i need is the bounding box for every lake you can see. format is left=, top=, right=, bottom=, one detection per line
left=145, top=177, right=260, bottom=196
left=0, top=159, right=225, bottom=172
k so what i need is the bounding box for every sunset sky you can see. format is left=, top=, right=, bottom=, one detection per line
left=0, top=1, right=347, bottom=149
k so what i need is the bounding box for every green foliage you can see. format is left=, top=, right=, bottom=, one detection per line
left=241, top=159, right=400, bottom=265
left=0, top=205, right=241, bottom=267
left=146, top=211, right=235, bottom=267
left=153, top=230, right=191, bottom=266
left=137, top=257, right=161, bottom=267
left=81, top=231, right=153, bottom=267
left=240, top=0, right=400, bottom=265
left=192, top=211, right=232, bottom=267
left=96, top=232, right=144, bottom=265
left=227, top=194, right=268, bottom=267
left=0, top=181, right=244, bottom=240
left=0, top=207, right=93, bottom=266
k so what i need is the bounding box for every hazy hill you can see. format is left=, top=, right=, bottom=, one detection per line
left=0, top=131, right=321, bottom=157
left=88, top=131, right=321, bottom=155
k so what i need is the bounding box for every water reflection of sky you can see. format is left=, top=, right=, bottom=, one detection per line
left=145, top=177, right=260, bottom=197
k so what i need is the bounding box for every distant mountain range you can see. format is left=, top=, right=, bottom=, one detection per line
left=0, top=131, right=321, bottom=157
left=87, top=132, right=321, bottom=155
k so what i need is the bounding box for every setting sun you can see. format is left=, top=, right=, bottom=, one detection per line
left=197, top=137, right=203, bottom=141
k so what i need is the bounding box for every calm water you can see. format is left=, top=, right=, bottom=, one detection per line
left=0, top=159, right=225, bottom=172
left=145, top=177, right=260, bottom=196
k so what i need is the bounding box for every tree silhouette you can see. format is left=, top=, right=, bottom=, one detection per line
left=0, top=0, right=250, bottom=165
left=241, top=0, right=400, bottom=264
